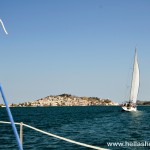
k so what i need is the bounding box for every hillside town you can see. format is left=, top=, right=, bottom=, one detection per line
left=0, top=94, right=119, bottom=107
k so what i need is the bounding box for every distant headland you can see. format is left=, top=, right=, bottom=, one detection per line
left=0, top=94, right=119, bottom=107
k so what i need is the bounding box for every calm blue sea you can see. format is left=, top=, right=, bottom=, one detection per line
left=0, top=106, right=150, bottom=150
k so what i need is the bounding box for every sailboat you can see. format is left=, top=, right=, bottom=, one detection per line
left=122, top=49, right=140, bottom=112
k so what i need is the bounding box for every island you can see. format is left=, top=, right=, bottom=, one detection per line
left=0, top=94, right=119, bottom=107
left=137, top=100, right=150, bottom=105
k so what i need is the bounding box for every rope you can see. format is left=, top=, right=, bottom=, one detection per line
left=0, top=19, right=8, bottom=34
left=0, top=121, right=20, bottom=125
left=0, top=121, right=109, bottom=150
left=23, top=123, right=109, bottom=150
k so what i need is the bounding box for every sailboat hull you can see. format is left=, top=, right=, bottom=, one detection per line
left=122, top=106, right=137, bottom=112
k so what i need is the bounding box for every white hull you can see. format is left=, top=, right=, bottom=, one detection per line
left=122, top=106, right=137, bottom=112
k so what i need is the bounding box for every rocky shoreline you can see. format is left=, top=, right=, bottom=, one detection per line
left=0, top=94, right=119, bottom=107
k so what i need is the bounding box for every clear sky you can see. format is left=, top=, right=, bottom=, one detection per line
left=0, top=0, right=150, bottom=104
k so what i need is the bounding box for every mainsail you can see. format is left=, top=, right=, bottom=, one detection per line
left=129, top=49, right=139, bottom=103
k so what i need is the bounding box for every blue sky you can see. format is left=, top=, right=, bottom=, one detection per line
left=0, top=0, right=150, bottom=103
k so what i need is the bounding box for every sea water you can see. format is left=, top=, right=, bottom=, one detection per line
left=0, top=106, right=150, bottom=150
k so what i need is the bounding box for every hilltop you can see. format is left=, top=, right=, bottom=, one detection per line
left=15, top=94, right=119, bottom=107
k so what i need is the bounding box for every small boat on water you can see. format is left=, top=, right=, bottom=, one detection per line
left=122, top=49, right=140, bottom=112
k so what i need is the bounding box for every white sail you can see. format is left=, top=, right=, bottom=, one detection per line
left=129, top=49, right=139, bottom=103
